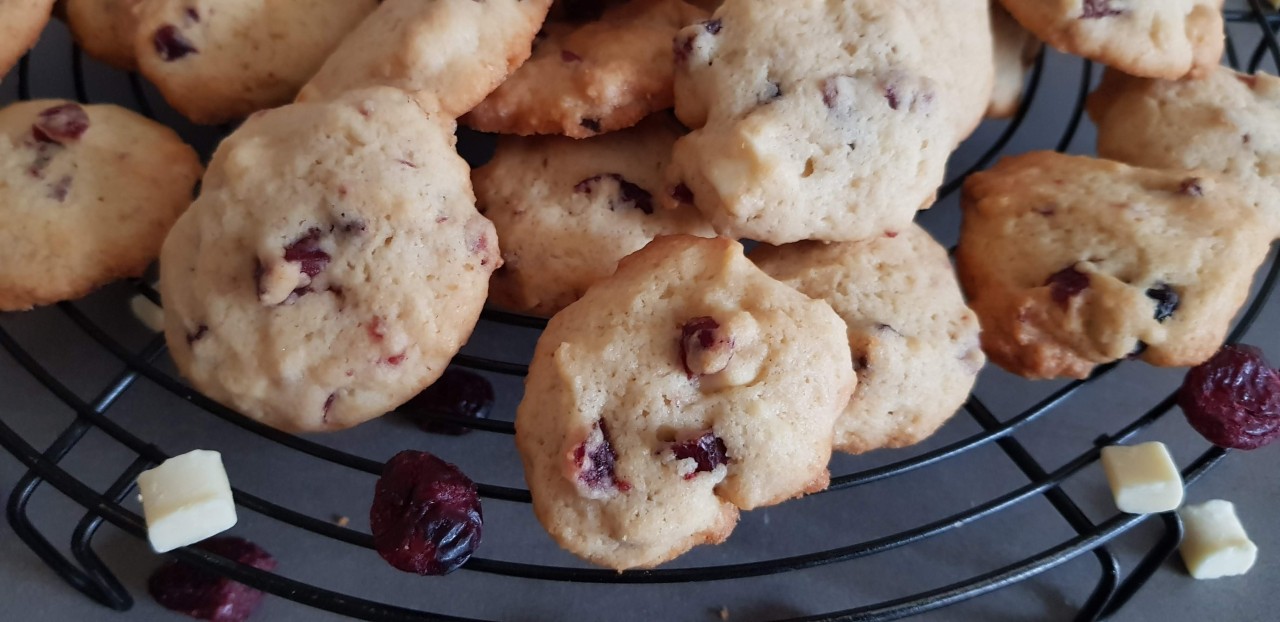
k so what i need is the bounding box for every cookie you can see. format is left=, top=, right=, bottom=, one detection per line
left=988, top=1, right=1041, bottom=118
left=133, top=0, right=378, bottom=124
left=474, top=115, right=714, bottom=317
left=664, top=0, right=993, bottom=244
left=997, top=0, right=1224, bottom=80
left=753, top=225, right=985, bottom=454
left=65, top=0, right=143, bottom=70
left=159, top=87, right=501, bottom=432
left=297, top=0, right=553, bottom=118
left=463, top=0, right=709, bottom=138
left=0, top=100, right=201, bottom=311
left=516, top=235, right=854, bottom=570
left=1087, top=66, right=1280, bottom=235
left=0, top=0, right=55, bottom=78
left=957, top=152, right=1274, bottom=380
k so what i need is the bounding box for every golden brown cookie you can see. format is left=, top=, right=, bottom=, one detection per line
left=958, top=152, right=1274, bottom=380
left=463, top=0, right=708, bottom=138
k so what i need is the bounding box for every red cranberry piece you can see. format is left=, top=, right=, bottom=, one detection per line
left=1179, top=178, right=1204, bottom=197
left=1146, top=283, right=1179, bottom=323
left=561, top=50, right=582, bottom=62
left=1045, top=266, right=1089, bottom=307
left=370, top=451, right=483, bottom=575
left=32, top=104, right=90, bottom=144
left=573, top=420, right=630, bottom=493
left=670, top=432, right=729, bottom=479
left=283, top=228, right=330, bottom=278
left=1081, top=0, right=1123, bottom=18
left=680, top=317, right=734, bottom=377
left=1178, top=344, right=1280, bottom=450
left=27, top=141, right=60, bottom=178
left=147, top=537, right=277, bottom=622
left=670, top=183, right=695, bottom=205
left=884, top=84, right=901, bottom=110
left=186, top=325, right=209, bottom=345
left=574, top=174, right=654, bottom=214
left=154, top=25, right=198, bottom=61
left=821, top=78, right=841, bottom=109
left=48, top=175, right=73, bottom=201
left=398, top=369, right=494, bottom=435
left=1238, top=74, right=1259, bottom=89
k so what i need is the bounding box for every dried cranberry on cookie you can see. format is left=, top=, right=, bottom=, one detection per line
left=957, top=152, right=1273, bottom=380
left=516, top=235, right=854, bottom=570
left=159, top=88, right=500, bottom=432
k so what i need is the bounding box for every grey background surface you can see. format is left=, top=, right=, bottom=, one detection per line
left=1, top=8, right=1277, bottom=622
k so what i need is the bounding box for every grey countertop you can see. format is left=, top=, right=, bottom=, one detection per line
left=2, top=12, right=1277, bottom=622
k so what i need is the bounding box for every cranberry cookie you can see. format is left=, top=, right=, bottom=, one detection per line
left=0, top=100, right=201, bottom=311
left=298, top=0, right=553, bottom=118
left=463, top=0, right=708, bottom=138
left=0, top=0, right=55, bottom=78
left=958, top=152, right=1274, bottom=380
left=1088, top=67, right=1280, bottom=235
left=159, top=88, right=500, bottom=432
left=664, top=0, right=993, bottom=244
left=516, top=235, right=854, bottom=569
left=988, top=1, right=1041, bottom=118
left=133, top=0, right=378, bottom=124
left=65, top=0, right=144, bottom=70
left=474, top=115, right=713, bottom=317
left=997, top=0, right=1223, bottom=79
left=753, top=225, right=985, bottom=454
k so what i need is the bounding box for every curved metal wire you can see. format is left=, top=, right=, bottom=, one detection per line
left=2, top=5, right=1278, bottom=622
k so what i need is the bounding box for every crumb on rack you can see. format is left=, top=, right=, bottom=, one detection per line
left=718, top=606, right=730, bottom=620
left=334, top=515, right=350, bottom=527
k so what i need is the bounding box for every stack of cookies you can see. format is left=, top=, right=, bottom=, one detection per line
left=0, top=0, right=1276, bottom=572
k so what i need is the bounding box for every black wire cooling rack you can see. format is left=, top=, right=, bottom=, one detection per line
left=3, top=4, right=1280, bottom=621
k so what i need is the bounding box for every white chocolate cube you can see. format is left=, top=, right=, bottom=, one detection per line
left=1100, top=442, right=1184, bottom=514
left=137, top=450, right=237, bottom=553
left=1179, top=500, right=1258, bottom=579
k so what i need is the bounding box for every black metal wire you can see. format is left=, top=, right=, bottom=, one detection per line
left=2, top=6, right=1278, bottom=621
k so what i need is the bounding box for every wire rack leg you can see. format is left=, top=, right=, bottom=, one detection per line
left=4, top=369, right=145, bottom=610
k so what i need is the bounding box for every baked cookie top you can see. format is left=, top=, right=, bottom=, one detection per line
left=997, top=0, right=1223, bottom=79
left=133, top=0, right=378, bottom=124
left=753, top=224, right=985, bottom=454
left=516, top=235, right=854, bottom=570
left=159, top=88, right=500, bottom=432
left=664, top=0, right=992, bottom=244
left=463, top=0, right=708, bottom=138
left=474, top=115, right=714, bottom=317
left=1088, top=66, right=1280, bottom=236
left=0, top=0, right=55, bottom=79
left=988, top=1, right=1041, bottom=119
left=65, top=0, right=144, bottom=70
left=0, top=100, right=202, bottom=311
left=298, top=0, right=553, bottom=118
left=958, top=152, right=1274, bottom=380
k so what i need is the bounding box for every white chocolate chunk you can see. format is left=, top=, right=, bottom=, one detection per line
left=1179, top=500, right=1258, bottom=579
left=129, top=294, right=165, bottom=332
left=1100, top=442, right=1184, bottom=514
left=137, top=450, right=237, bottom=553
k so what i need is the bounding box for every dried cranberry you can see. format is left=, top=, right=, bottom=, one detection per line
left=154, top=25, right=198, bottom=61
left=673, top=35, right=695, bottom=64
left=884, top=84, right=901, bottom=110
left=47, top=175, right=73, bottom=201
left=186, top=325, right=209, bottom=345
left=370, top=451, right=483, bottom=575
left=397, top=368, right=494, bottom=435
left=1146, top=283, right=1179, bottom=323
left=1045, top=266, right=1089, bottom=307
left=670, top=432, right=729, bottom=478
left=147, top=537, right=277, bottom=622
left=821, top=79, right=841, bottom=109
left=1238, top=74, right=1260, bottom=89
left=670, top=183, right=695, bottom=205
left=1179, top=178, right=1204, bottom=197
left=561, top=50, right=582, bottom=62
left=572, top=420, right=630, bottom=493
left=282, top=229, right=330, bottom=278
left=1179, top=345, right=1280, bottom=450
left=574, top=174, right=654, bottom=214
left=27, top=141, right=59, bottom=178
left=1080, top=0, right=1123, bottom=18
left=32, top=104, right=90, bottom=144
left=680, top=317, right=734, bottom=377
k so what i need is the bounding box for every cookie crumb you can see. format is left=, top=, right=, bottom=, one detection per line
left=334, top=515, right=350, bottom=527
left=718, top=606, right=730, bottom=620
